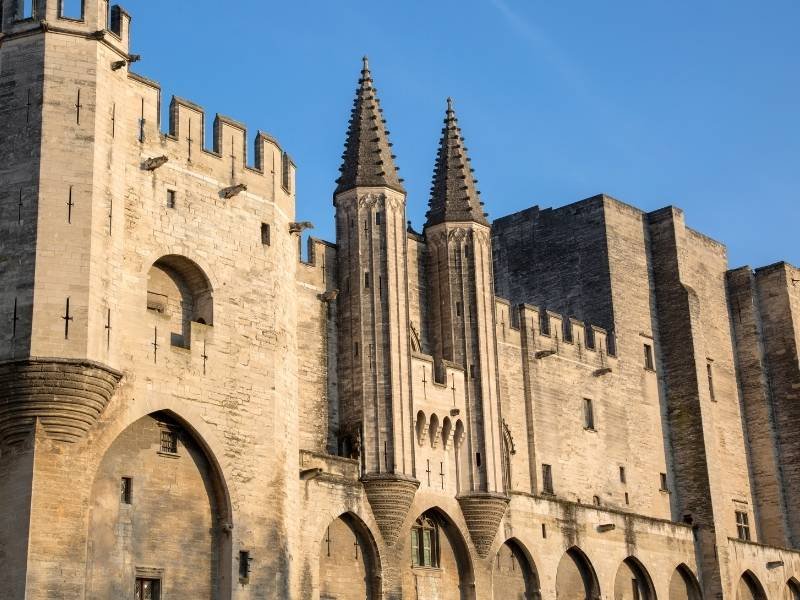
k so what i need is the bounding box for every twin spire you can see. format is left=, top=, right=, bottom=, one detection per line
left=335, top=59, right=488, bottom=227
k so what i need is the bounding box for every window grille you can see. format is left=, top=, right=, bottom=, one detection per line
left=160, top=429, right=178, bottom=454
left=643, top=344, right=654, bottom=370
left=411, top=515, right=439, bottom=568
left=736, top=511, right=751, bottom=541
left=542, top=464, right=554, bottom=495
left=135, top=578, right=160, bottom=600
left=120, top=477, right=132, bottom=504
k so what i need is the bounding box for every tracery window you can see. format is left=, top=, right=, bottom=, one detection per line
left=411, top=515, right=439, bottom=568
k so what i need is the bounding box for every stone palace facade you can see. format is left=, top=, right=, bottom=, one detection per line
left=1, top=2, right=799, bottom=599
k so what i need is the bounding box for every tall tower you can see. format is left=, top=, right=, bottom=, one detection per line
left=334, top=58, right=418, bottom=546
left=424, top=99, right=508, bottom=557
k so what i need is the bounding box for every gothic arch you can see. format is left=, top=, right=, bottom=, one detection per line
left=318, top=512, right=381, bottom=600
left=85, top=410, right=232, bottom=600
left=787, top=578, right=800, bottom=600
left=737, top=570, right=767, bottom=600
left=555, top=546, right=601, bottom=600
left=492, top=537, right=541, bottom=600
left=614, top=556, right=656, bottom=600
left=405, top=506, right=475, bottom=600
left=668, top=564, right=701, bottom=600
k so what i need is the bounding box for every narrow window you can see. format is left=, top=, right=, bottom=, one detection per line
left=542, top=464, right=554, bottom=494
left=239, top=550, right=251, bottom=580
left=625, top=492, right=630, bottom=505
left=643, top=343, right=654, bottom=370
left=21, top=0, right=34, bottom=19
left=470, top=364, right=475, bottom=379
left=166, top=190, right=176, bottom=209
left=138, top=98, right=145, bottom=143
left=364, top=272, right=370, bottom=289
left=706, top=360, right=716, bottom=401
left=135, top=578, right=160, bottom=600
left=260, top=223, right=270, bottom=246
left=735, top=510, right=751, bottom=541
left=159, top=429, right=178, bottom=455
left=375, top=211, right=381, bottom=225
left=281, top=152, right=291, bottom=192
left=541, top=523, right=547, bottom=538
left=659, top=472, right=669, bottom=492
left=583, top=398, right=595, bottom=430
left=476, top=452, right=482, bottom=468
left=353, top=342, right=359, bottom=357
left=456, top=302, right=462, bottom=317
left=592, top=495, right=601, bottom=506
left=619, top=466, right=626, bottom=484
left=120, top=477, right=132, bottom=504
left=59, top=0, right=84, bottom=19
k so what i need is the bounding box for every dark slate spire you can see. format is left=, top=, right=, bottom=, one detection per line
left=334, top=57, right=405, bottom=197
left=425, top=98, right=488, bottom=227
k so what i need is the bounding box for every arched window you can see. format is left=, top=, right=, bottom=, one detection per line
left=411, top=514, right=440, bottom=568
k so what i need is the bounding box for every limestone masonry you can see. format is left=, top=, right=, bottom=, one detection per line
left=1, top=2, right=798, bottom=599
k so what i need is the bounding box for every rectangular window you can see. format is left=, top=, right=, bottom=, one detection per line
left=261, top=223, right=270, bottom=246
left=619, top=466, right=626, bottom=484
left=583, top=398, right=595, bottom=430
left=625, top=492, right=630, bottom=505
left=20, top=0, right=34, bottom=19
left=456, top=302, right=463, bottom=317
left=659, top=472, right=669, bottom=492
left=375, top=212, right=381, bottom=225
left=736, top=511, right=751, bottom=541
left=542, top=464, right=554, bottom=495
left=364, top=272, right=370, bottom=289
left=120, top=477, right=132, bottom=504
left=135, top=578, right=160, bottom=600
left=281, top=152, right=291, bottom=192
left=160, top=429, right=178, bottom=455
left=59, top=0, right=83, bottom=19
left=541, top=523, right=547, bottom=538
left=166, top=190, right=176, bottom=209
left=707, top=360, right=716, bottom=401
left=643, top=344, right=654, bottom=370
left=410, top=529, right=420, bottom=567
left=239, top=551, right=251, bottom=580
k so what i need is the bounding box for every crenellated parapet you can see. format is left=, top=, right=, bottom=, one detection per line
left=0, top=358, right=122, bottom=445
left=495, top=299, right=618, bottom=375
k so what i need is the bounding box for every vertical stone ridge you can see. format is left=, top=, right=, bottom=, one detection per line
left=334, top=57, right=405, bottom=196
left=425, top=98, right=488, bottom=227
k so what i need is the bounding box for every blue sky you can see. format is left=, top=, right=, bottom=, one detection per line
left=124, top=0, right=799, bottom=268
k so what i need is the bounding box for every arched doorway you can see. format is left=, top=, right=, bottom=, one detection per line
left=737, top=570, right=767, bottom=600
left=555, top=547, right=601, bottom=600
left=405, top=508, right=474, bottom=600
left=85, top=411, right=230, bottom=600
left=319, top=513, right=380, bottom=600
left=786, top=578, right=800, bottom=600
left=492, top=538, right=540, bottom=600
left=614, top=557, right=656, bottom=600
left=668, top=564, right=701, bottom=600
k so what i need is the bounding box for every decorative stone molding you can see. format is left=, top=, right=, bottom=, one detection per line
left=361, top=473, right=420, bottom=546
left=457, top=492, right=510, bottom=558
left=0, top=358, right=123, bottom=445
left=358, top=192, right=384, bottom=209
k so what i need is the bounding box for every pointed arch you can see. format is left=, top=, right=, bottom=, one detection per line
left=319, top=511, right=381, bottom=600
left=614, top=556, right=656, bottom=600
left=668, top=564, right=701, bottom=600
left=492, top=537, right=541, bottom=600
left=786, top=578, right=800, bottom=600
left=556, top=546, right=601, bottom=600
left=429, top=413, right=440, bottom=447
left=737, top=570, right=767, bottom=600
left=86, top=410, right=232, bottom=600
left=406, top=506, right=475, bottom=600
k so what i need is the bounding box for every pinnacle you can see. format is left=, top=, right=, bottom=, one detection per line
left=425, top=99, right=488, bottom=228
left=335, top=58, right=405, bottom=197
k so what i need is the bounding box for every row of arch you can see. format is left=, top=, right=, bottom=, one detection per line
left=416, top=410, right=464, bottom=450
left=84, top=408, right=800, bottom=600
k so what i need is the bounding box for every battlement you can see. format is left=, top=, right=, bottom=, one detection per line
left=495, top=298, right=617, bottom=373
left=0, top=1, right=132, bottom=57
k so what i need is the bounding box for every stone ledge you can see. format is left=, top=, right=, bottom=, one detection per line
left=0, top=358, right=123, bottom=445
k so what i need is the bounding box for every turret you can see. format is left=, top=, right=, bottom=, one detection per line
left=423, top=99, right=508, bottom=557
left=334, top=58, right=418, bottom=546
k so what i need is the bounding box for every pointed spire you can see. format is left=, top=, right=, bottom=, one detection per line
left=425, top=98, right=488, bottom=228
left=334, top=57, right=405, bottom=197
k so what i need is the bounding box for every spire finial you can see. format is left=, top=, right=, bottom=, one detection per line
left=447, top=97, right=454, bottom=112
left=362, top=56, right=370, bottom=72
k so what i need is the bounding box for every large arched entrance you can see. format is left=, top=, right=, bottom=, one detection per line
left=319, top=513, right=380, bottom=600
left=614, top=557, right=656, bottom=600
left=668, top=564, right=701, bottom=600
left=405, top=508, right=475, bottom=600
left=492, top=538, right=540, bottom=600
left=737, top=570, right=767, bottom=600
left=85, top=411, right=230, bottom=600
left=555, top=547, right=601, bottom=600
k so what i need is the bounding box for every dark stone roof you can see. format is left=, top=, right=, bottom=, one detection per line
left=334, top=58, right=405, bottom=197
left=425, top=98, right=488, bottom=228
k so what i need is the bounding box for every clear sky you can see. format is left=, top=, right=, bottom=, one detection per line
left=123, top=0, right=799, bottom=268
